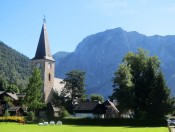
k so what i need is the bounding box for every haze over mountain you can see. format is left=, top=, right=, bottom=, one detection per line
left=54, top=27, right=175, bottom=98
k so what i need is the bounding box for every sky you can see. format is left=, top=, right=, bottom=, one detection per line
left=1, top=0, right=175, bottom=58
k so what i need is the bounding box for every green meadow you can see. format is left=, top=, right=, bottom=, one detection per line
left=0, top=123, right=168, bottom=132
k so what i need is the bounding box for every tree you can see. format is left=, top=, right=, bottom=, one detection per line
left=0, top=76, right=8, bottom=91
left=110, top=64, right=134, bottom=115
left=111, top=48, right=174, bottom=119
left=0, top=75, right=19, bottom=93
left=53, top=70, right=86, bottom=113
left=24, top=68, right=43, bottom=114
left=27, top=111, right=35, bottom=121
left=90, top=94, right=104, bottom=102
left=6, top=84, right=19, bottom=93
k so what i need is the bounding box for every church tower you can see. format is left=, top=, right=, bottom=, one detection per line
left=32, top=19, right=55, bottom=103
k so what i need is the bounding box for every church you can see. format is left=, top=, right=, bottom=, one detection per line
left=32, top=19, right=64, bottom=104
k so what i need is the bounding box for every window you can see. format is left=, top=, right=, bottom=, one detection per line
left=48, top=73, right=51, bottom=81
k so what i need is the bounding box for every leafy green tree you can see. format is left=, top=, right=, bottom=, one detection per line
left=24, top=68, right=43, bottom=114
left=0, top=76, right=8, bottom=91
left=53, top=70, right=86, bottom=113
left=6, top=84, right=19, bottom=93
left=0, top=75, right=19, bottom=93
left=110, top=64, right=134, bottom=115
left=90, top=94, right=104, bottom=102
left=146, top=72, right=174, bottom=118
left=111, top=48, right=174, bottom=119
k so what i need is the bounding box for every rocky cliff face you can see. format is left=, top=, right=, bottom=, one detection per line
left=54, top=27, right=175, bottom=98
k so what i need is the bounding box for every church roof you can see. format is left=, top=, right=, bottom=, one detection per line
left=53, top=78, right=65, bottom=92
left=33, top=19, right=54, bottom=61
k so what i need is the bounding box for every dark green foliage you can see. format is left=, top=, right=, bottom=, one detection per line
left=90, top=94, right=104, bottom=102
left=0, top=76, right=8, bottom=91
left=63, top=70, right=86, bottom=100
left=60, top=107, right=69, bottom=118
left=24, top=68, right=44, bottom=113
left=110, top=64, right=133, bottom=114
left=111, top=48, right=174, bottom=119
left=52, top=70, right=86, bottom=113
left=27, top=111, right=35, bottom=121
left=59, top=118, right=167, bottom=127
left=52, top=91, right=65, bottom=107
left=3, top=109, right=10, bottom=116
left=0, top=41, right=31, bottom=92
left=6, top=84, right=19, bottom=93
left=63, top=70, right=86, bottom=112
left=0, top=75, right=19, bottom=93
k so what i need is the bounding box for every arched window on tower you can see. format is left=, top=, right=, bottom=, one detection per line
left=48, top=73, right=51, bottom=81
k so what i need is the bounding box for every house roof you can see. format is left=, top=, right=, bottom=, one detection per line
left=53, top=78, right=65, bottom=93
left=32, top=20, right=54, bottom=61
left=0, top=91, right=5, bottom=95
left=8, top=107, right=21, bottom=112
left=103, top=100, right=119, bottom=113
left=6, top=93, right=18, bottom=100
left=16, top=94, right=25, bottom=98
left=74, top=101, right=99, bottom=113
left=0, top=91, right=18, bottom=100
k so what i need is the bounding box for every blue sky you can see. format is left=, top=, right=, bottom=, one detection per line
left=1, top=0, right=175, bottom=58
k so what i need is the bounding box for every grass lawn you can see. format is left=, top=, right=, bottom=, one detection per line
left=0, top=123, right=168, bottom=132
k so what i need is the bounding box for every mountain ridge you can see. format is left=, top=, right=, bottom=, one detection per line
left=0, top=41, right=31, bottom=91
left=54, top=27, right=175, bottom=98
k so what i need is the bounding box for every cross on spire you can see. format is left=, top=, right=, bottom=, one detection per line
left=43, top=15, right=46, bottom=23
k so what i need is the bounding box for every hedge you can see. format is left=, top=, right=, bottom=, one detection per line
left=56, top=118, right=167, bottom=127
left=0, top=116, right=25, bottom=123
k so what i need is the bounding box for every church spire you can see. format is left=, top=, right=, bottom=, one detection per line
left=33, top=19, right=54, bottom=61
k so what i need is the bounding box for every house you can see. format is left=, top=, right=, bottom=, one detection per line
left=0, top=91, right=25, bottom=116
left=8, top=107, right=24, bottom=116
left=74, top=101, right=101, bottom=118
left=73, top=100, right=120, bottom=118
left=0, top=91, right=19, bottom=109
left=103, top=100, right=120, bottom=118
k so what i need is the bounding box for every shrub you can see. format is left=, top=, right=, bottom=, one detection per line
left=27, top=111, right=35, bottom=121
left=60, top=118, right=167, bottom=127
left=60, top=107, right=69, bottom=118
left=3, top=110, right=10, bottom=116
left=0, top=116, right=25, bottom=123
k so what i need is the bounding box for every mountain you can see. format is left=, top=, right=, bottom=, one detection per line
left=53, top=51, right=70, bottom=70
left=0, top=41, right=31, bottom=90
left=54, top=27, right=175, bottom=98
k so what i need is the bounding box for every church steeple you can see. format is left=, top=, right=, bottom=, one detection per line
left=33, top=19, right=54, bottom=61
left=32, top=19, right=55, bottom=103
